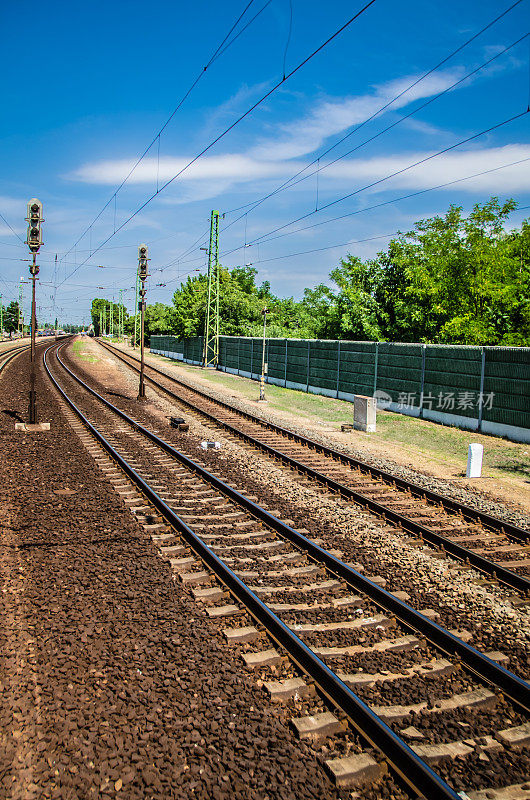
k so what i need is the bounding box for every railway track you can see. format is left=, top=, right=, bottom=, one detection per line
left=44, top=339, right=530, bottom=800
left=97, top=340, right=530, bottom=596
left=0, top=340, right=31, bottom=369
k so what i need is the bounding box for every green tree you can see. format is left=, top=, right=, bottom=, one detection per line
left=90, top=298, right=129, bottom=337
left=329, top=198, right=529, bottom=345
left=3, top=301, right=20, bottom=334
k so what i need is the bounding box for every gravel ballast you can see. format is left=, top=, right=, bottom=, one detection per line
left=0, top=346, right=352, bottom=800
left=90, top=342, right=530, bottom=676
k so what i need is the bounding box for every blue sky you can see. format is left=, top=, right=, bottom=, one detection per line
left=1, top=0, right=529, bottom=324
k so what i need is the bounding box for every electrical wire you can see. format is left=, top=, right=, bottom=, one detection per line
left=158, top=155, right=530, bottom=269
left=234, top=32, right=530, bottom=232
left=245, top=109, right=530, bottom=247
left=0, top=211, right=24, bottom=244
left=172, top=3, right=528, bottom=267
left=219, top=0, right=527, bottom=225
left=57, top=0, right=378, bottom=288
left=59, top=0, right=265, bottom=264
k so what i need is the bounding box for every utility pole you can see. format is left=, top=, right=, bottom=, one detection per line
left=202, top=209, right=220, bottom=368
left=133, top=271, right=139, bottom=348
left=0, top=294, right=3, bottom=341
left=26, top=198, right=43, bottom=424
left=259, top=307, right=269, bottom=402
left=18, top=280, right=24, bottom=337
left=110, top=301, right=114, bottom=339
left=137, top=245, right=148, bottom=399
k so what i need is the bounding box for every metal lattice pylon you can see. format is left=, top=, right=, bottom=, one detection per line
left=203, top=209, right=220, bottom=367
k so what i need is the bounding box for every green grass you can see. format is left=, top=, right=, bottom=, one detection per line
left=156, top=357, right=530, bottom=483
left=72, top=339, right=99, bottom=363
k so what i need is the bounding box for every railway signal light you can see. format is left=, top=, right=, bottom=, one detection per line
left=25, top=198, right=45, bottom=426
left=137, top=244, right=149, bottom=399
left=26, top=198, right=43, bottom=256
left=138, top=244, right=148, bottom=280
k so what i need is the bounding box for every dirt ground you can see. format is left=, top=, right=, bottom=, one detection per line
left=110, top=341, right=529, bottom=516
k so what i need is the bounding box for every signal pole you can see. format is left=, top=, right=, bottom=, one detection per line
left=202, top=210, right=220, bottom=368
left=137, top=245, right=148, bottom=399
left=18, top=280, right=25, bottom=337
left=26, top=199, right=43, bottom=424
left=133, top=271, right=139, bottom=348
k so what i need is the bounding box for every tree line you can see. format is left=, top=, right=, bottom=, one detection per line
left=91, top=198, right=530, bottom=346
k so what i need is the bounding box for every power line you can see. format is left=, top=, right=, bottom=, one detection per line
left=246, top=109, right=530, bottom=247
left=252, top=156, right=530, bottom=247
left=169, top=155, right=527, bottom=264
left=174, top=2, right=528, bottom=268
left=156, top=156, right=530, bottom=274
left=57, top=0, right=378, bottom=288
left=0, top=210, right=24, bottom=243
left=219, top=0, right=527, bottom=225
left=59, top=0, right=265, bottom=264
left=234, top=33, right=530, bottom=229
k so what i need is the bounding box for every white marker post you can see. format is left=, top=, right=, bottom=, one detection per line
left=466, top=443, right=484, bottom=478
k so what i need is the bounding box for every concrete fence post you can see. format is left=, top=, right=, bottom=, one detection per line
left=284, top=339, right=288, bottom=387
left=306, top=340, right=311, bottom=393
left=477, top=347, right=486, bottom=432
left=419, top=344, right=426, bottom=418
left=336, top=340, right=341, bottom=398
left=372, top=342, right=379, bottom=395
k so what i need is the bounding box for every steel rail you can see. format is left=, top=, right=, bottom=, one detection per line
left=44, top=341, right=465, bottom=800
left=96, top=341, right=530, bottom=595
left=98, top=340, right=529, bottom=543
left=51, top=342, right=530, bottom=715
left=0, top=343, right=34, bottom=376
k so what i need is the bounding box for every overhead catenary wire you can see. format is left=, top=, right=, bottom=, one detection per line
left=155, top=156, right=530, bottom=275
left=219, top=0, right=527, bottom=224
left=232, top=32, right=530, bottom=231
left=61, top=0, right=526, bottom=284
left=223, top=155, right=530, bottom=253
left=121, top=0, right=530, bottom=272
left=171, top=30, right=530, bottom=267
left=57, top=0, right=378, bottom=289
left=0, top=210, right=24, bottom=244
left=244, top=109, right=530, bottom=248
left=171, top=4, right=529, bottom=267
left=59, top=0, right=266, bottom=265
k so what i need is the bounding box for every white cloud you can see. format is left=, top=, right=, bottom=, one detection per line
left=70, top=144, right=530, bottom=201
left=322, top=144, right=530, bottom=194
left=70, top=154, right=290, bottom=186
left=249, top=69, right=465, bottom=161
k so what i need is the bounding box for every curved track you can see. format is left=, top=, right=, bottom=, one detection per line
left=43, top=339, right=530, bottom=800
left=97, top=340, right=530, bottom=595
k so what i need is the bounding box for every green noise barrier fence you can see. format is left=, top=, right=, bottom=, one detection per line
left=150, top=335, right=530, bottom=443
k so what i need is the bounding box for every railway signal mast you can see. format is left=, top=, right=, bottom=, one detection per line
left=26, top=199, right=43, bottom=424
left=202, top=210, right=220, bottom=368
left=137, top=244, right=148, bottom=399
